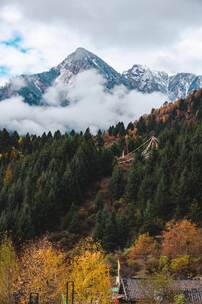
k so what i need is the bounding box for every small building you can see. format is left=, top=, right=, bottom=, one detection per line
left=116, top=277, right=202, bottom=304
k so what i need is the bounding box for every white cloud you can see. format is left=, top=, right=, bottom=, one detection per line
left=1, top=4, right=22, bottom=23
left=43, top=79, right=69, bottom=106
left=0, top=70, right=165, bottom=135
left=152, top=28, right=202, bottom=74
left=10, top=76, right=26, bottom=90
left=0, top=1, right=202, bottom=85
left=0, top=5, right=91, bottom=83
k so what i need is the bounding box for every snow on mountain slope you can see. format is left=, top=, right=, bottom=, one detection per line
left=0, top=48, right=122, bottom=105
left=57, top=47, right=122, bottom=88
left=122, top=64, right=169, bottom=94
left=0, top=69, right=59, bottom=105
left=122, top=64, right=202, bottom=101
left=188, top=75, right=202, bottom=95
left=0, top=47, right=202, bottom=105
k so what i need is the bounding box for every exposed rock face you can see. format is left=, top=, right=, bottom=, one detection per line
left=1, top=47, right=202, bottom=105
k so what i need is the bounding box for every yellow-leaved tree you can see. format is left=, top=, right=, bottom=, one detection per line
left=3, top=165, right=13, bottom=186
left=69, top=238, right=112, bottom=304
left=0, top=236, right=19, bottom=304
left=17, top=237, right=67, bottom=304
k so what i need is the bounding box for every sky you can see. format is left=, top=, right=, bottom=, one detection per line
left=0, top=0, right=202, bottom=134
left=1, top=0, right=202, bottom=83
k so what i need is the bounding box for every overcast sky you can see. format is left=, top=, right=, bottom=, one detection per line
left=0, top=0, right=202, bottom=84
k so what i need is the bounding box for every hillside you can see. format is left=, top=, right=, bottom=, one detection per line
left=0, top=89, right=201, bottom=250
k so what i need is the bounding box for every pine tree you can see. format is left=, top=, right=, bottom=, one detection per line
left=109, top=165, right=124, bottom=200
left=103, top=211, right=118, bottom=252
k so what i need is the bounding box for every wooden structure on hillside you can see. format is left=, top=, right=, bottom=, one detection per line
left=117, top=136, right=159, bottom=166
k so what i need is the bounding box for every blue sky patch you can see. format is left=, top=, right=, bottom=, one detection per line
left=0, top=66, right=10, bottom=76
left=1, top=33, right=30, bottom=54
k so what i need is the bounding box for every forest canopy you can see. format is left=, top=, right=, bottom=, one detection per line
left=0, top=89, right=201, bottom=252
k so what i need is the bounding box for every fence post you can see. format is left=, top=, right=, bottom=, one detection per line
left=29, top=293, right=39, bottom=304
left=13, top=292, right=20, bottom=304
left=66, top=281, right=74, bottom=304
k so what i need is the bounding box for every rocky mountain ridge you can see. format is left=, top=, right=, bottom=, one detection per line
left=0, top=47, right=202, bottom=105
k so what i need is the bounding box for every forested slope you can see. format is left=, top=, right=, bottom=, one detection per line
left=0, top=89, right=202, bottom=251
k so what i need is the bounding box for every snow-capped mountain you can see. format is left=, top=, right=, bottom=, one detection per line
left=122, top=64, right=169, bottom=94
left=57, top=47, right=122, bottom=88
left=0, top=69, right=59, bottom=105
left=168, top=73, right=196, bottom=101
left=122, top=65, right=202, bottom=100
left=0, top=48, right=122, bottom=105
left=0, top=47, right=202, bottom=105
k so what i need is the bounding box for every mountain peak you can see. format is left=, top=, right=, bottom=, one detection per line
left=131, top=64, right=149, bottom=74
left=71, top=47, right=93, bottom=59
left=74, top=47, right=90, bottom=54
left=1, top=48, right=202, bottom=106
left=57, top=47, right=121, bottom=89
left=59, top=47, right=95, bottom=69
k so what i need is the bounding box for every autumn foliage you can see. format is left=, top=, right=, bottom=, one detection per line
left=69, top=241, right=111, bottom=304
left=0, top=220, right=201, bottom=303
left=0, top=237, right=112, bottom=304
left=0, top=236, right=18, bottom=304
left=16, top=238, right=67, bottom=304
left=126, top=220, right=202, bottom=278
left=128, top=233, right=158, bottom=261
left=161, top=220, right=202, bottom=258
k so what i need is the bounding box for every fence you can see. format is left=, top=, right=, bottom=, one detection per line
left=13, top=281, right=75, bottom=304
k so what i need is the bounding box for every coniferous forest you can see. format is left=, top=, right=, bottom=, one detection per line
left=2, top=1, right=202, bottom=303
left=0, top=89, right=202, bottom=253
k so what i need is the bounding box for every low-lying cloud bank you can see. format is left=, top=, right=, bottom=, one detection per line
left=0, top=70, right=165, bottom=135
